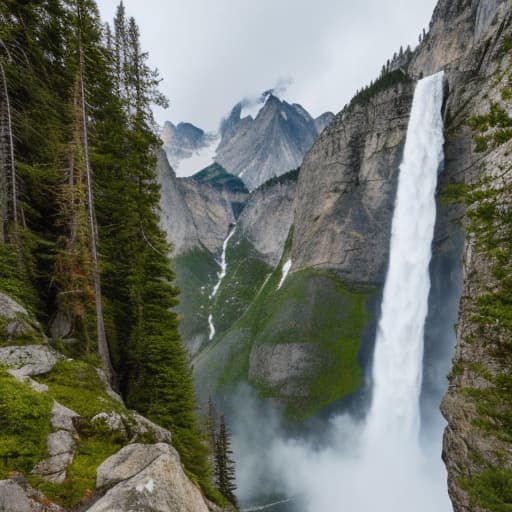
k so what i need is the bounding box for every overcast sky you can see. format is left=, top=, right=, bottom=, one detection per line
left=96, top=1, right=437, bottom=131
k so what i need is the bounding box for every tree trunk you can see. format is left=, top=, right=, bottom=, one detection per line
left=78, top=27, right=114, bottom=383
left=0, top=61, right=17, bottom=242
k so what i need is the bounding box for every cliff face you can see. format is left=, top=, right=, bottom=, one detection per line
left=291, top=81, right=414, bottom=285
left=236, top=175, right=297, bottom=267
left=157, top=151, right=200, bottom=255
left=156, top=152, right=248, bottom=257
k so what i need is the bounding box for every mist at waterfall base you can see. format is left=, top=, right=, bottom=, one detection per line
left=228, top=73, right=455, bottom=512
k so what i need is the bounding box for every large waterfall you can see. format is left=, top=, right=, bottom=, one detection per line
left=232, top=72, right=452, bottom=512
left=364, top=71, right=445, bottom=447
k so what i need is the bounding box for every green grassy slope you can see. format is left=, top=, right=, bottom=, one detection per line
left=193, top=232, right=375, bottom=419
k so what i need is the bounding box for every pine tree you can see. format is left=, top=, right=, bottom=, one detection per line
left=215, top=413, right=238, bottom=509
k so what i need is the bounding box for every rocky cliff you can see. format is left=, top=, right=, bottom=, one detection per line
left=236, top=171, right=297, bottom=267
left=291, top=78, right=414, bottom=285
left=157, top=152, right=248, bottom=257
left=0, top=294, right=219, bottom=512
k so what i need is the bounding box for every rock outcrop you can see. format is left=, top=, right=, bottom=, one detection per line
left=0, top=478, right=64, bottom=512
left=88, top=443, right=210, bottom=512
left=0, top=333, right=214, bottom=512
left=177, top=175, right=247, bottom=255
left=32, top=402, right=79, bottom=484
left=0, top=292, right=44, bottom=343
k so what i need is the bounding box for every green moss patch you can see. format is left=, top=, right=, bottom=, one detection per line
left=0, top=369, right=52, bottom=478
left=174, top=247, right=219, bottom=344
left=210, top=234, right=272, bottom=336
left=462, top=467, right=512, bottom=512
left=36, top=359, right=124, bottom=418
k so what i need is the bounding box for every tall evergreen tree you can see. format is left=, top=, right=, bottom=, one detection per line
left=215, top=413, right=238, bottom=509
left=0, top=0, right=217, bottom=500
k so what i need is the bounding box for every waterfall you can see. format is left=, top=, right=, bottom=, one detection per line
left=208, top=226, right=236, bottom=340
left=210, top=226, right=236, bottom=299
left=364, top=71, right=445, bottom=447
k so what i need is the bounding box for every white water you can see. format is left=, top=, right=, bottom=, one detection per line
left=208, top=227, right=236, bottom=340
left=208, top=314, right=216, bottom=341
left=364, top=71, right=445, bottom=448
left=210, top=227, right=236, bottom=299
left=277, top=259, right=292, bottom=290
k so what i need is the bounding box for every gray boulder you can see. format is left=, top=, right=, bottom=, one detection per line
left=0, top=345, right=62, bottom=377
left=50, top=401, right=79, bottom=432
left=96, top=443, right=178, bottom=489
left=88, top=443, right=209, bottom=512
left=0, top=292, right=42, bottom=342
left=0, top=480, right=31, bottom=512
left=131, top=412, right=172, bottom=443
left=32, top=401, right=80, bottom=483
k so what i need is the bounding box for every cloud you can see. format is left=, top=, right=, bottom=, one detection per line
left=96, top=0, right=437, bottom=130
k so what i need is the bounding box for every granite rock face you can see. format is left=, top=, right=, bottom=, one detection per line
left=0, top=345, right=62, bottom=377
left=291, top=81, right=415, bottom=285
left=237, top=176, right=297, bottom=266
left=248, top=343, right=320, bottom=399
left=157, top=151, right=201, bottom=255
left=177, top=177, right=247, bottom=256
left=314, top=112, right=335, bottom=134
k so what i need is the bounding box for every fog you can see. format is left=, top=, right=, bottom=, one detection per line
left=227, top=384, right=450, bottom=512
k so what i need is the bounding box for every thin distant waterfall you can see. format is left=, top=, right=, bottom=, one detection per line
left=210, top=226, right=236, bottom=299
left=209, top=226, right=236, bottom=340
left=364, top=71, right=445, bottom=447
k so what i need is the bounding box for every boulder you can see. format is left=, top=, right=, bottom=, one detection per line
left=0, top=480, right=31, bottom=512
left=92, top=411, right=126, bottom=435
left=131, top=412, right=172, bottom=443
left=32, top=453, right=73, bottom=484
left=47, top=431, right=76, bottom=457
left=0, top=476, right=65, bottom=512
left=88, top=443, right=209, bottom=512
left=32, top=401, right=80, bottom=483
left=0, top=293, right=42, bottom=342
left=50, top=401, right=79, bottom=432
left=0, top=345, right=62, bottom=377
left=96, top=443, right=178, bottom=489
